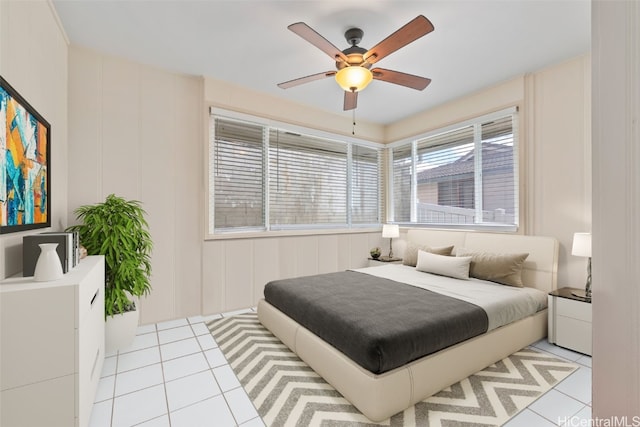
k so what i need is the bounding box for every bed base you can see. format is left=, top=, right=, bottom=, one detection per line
left=257, top=298, right=548, bottom=422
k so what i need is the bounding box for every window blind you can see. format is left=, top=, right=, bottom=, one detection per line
left=268, top=130, right=348, bottom=228
left=351, top=145, right=381, bottom=224
left=212, top=118, right=265, bottom=231
left=209, top=112, right=383, bottom=235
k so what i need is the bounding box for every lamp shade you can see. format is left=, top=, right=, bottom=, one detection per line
left=382, top=224, right=400, bottom=239
left=572, top=232, right=592, bottom=257
left=335, top=66, right=373, bottom=92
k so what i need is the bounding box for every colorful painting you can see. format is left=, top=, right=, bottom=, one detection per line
left=0, top=76, right=51, bottom=233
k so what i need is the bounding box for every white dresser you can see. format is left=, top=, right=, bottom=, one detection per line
left=1, top=256, right=105, bottom=427
left=547, top=287, right=592, bottom=355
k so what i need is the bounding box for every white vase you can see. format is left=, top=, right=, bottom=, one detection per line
left=34, top=243, right=64, bottom=281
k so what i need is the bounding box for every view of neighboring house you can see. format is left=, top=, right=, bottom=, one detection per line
left=416, top=142, right=515, bottom=225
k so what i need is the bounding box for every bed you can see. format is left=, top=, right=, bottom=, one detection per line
left=257, top=229, right=559, bottom=422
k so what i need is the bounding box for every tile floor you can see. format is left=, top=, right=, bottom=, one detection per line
left=89, top=308, right=593, bottom=427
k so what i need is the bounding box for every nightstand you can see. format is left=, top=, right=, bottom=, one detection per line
left=368, top=256, right=403, bottom=267
left=548, top=287, right=592, bottom=355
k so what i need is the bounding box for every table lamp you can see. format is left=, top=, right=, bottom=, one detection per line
left=571, top=232, right=592, bottom=299
left=382, top=224, right=400, bottom=258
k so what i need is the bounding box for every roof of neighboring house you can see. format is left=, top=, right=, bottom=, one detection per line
left=417, top=143, right=513, bottom=182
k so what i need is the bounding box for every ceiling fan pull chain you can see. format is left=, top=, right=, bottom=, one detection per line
left=352, top=108, right=356, bottom=135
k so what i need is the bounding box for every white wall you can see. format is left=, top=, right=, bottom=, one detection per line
left=592, top=0, right=640, bottom=418
left=525, top=55, right=591, bottom=287
left=0, top=0, right=68, bottom=279
left=67, top=47, right=203, bottom=324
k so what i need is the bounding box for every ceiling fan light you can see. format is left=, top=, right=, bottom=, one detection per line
left=335, top=66, right=373, bottom=92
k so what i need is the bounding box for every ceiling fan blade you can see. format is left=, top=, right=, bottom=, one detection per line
left=288, top=22, right=349, bottom=63
left=371, top=68, right=431, bottom=90
left=363, top=15, right=434, bottom=64
left=277, top=71, right=336, bottom=89
left=344, top=91, right=358, bottom=111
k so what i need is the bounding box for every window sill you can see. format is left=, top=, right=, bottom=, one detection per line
left=205, top=227, right=382, bottom=241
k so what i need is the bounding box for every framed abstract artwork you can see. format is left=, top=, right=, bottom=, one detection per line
left=0, top=76, right=51, bottom=234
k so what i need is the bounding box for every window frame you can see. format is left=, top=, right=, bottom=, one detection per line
left=207, top=108, right=384, bottom=239
left=387, top=107, right=520, bottom=232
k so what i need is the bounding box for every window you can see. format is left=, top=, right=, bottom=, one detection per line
left=390, top=108, right=519, bottom=230
left=209, top=112, right=382, bottom=235
left=211, top=119, right=265, bottom=231
left=268, top=130, right=348, bottom=228
left=392, top=144, right=412, bottom=222
left=351, top=145, right=382, bottom=224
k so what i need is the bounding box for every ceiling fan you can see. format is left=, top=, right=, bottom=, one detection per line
left=277, top=15, right=435, bottom=111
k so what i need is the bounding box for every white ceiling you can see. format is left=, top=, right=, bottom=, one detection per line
left=52, top=0, right=591, bottom=125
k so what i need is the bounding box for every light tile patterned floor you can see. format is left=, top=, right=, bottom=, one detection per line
left=89, top=308, right=592, bottom=427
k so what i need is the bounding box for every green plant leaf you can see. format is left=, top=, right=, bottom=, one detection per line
left=67, top=194, right=153, bottom=319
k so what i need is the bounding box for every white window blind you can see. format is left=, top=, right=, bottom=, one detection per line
left=268, top=130, right=348, bottom=228
left=351, top=145, right=381, bottom=225
left=209, top=112, right=382, bottom=235
left=212, top=118, right=265, bottom=231
left=390, top=109, right=518, bottom=229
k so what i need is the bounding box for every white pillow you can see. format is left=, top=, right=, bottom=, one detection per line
left=416, top=250, right=472, bottom=280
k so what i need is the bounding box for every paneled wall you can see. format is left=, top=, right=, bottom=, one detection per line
left=67, top=47, right=203, bottom=325
left=524, top=55, right=591, bottom=286
left=592, top=0, right=640, bottom=417
left=202, top=232, right=385, bottom=314
left=0, top=0, right=68, bottom=279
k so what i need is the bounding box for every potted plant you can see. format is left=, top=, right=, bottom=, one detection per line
left=67, top=194, right=153, bottom=352
left=370, top=247, right=381, bottom=259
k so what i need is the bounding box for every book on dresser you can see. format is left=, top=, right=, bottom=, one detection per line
left=23, top=231, right=80, bottom=276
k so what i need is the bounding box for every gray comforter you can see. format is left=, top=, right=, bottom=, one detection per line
left=263, top=271, right=489, bottom=374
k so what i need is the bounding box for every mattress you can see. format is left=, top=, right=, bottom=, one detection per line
left=263, top=270, right=489, bottom=374
left=263, top=265, right=547, bottom=374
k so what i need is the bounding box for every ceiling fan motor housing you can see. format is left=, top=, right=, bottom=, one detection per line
left=337, top=27, right=369, bottom=70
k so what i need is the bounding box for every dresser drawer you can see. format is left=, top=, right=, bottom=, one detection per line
left=0, top=286, right=75, bottom=390
left=78, top=257, right=105, bottom=324
left=556, top=297, right=592, bottom=322
left=1, top=375, right=75, bottom=427
left=556, top=315, right=592, bottom=355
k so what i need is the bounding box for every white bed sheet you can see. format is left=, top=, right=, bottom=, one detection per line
left=352, top=264, right=547, bottom=331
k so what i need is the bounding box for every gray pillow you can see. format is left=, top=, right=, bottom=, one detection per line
left=456, top=248, right=529, bottom=287
left=402, top=242, right=454, bottom=267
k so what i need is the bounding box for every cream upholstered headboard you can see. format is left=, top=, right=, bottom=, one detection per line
left=405, top=229, right=559, bottom=293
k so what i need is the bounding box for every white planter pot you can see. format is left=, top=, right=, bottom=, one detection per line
left=106, top=308, right=139, bottom=353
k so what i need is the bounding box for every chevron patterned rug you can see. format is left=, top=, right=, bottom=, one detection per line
left=208, top=312, right=577, bottom=427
